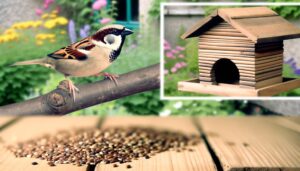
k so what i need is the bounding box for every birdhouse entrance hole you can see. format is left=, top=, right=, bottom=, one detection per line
left=211, top=58, right=240, bottom=84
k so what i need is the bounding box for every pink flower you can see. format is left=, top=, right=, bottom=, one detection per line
left=165, top=51, right=174, bottom=59
left=43, top=3, right=49, bottom=9
left=180, top=62, right=187, bottom=67
left=176, top=46, right=185, bottom=51
left=35, top=8, right=43, bottom=16
left=178, top=54, right=185, bottom=58
left=171, top=49, right=179, bottom=54
left=171, top=67, right=177, bottom=73
left=175, top=62, right=182, bottom=69
left=92, top=0, right=107, bottom=10
left=164, top=70, right=169, bottom=75
left=164, top=40, right=171, bottom=50
left=100, top=18, right=112, bottom=24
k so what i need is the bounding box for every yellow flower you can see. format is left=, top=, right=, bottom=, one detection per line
left=56, top=17, right=68, bottom=25
left=4, top=29, right=16, bottom=35
left=60, top=30, right=66, bottom=34
left=51, top=10, right=58, bottom=14
left=49, top=14, right=57, bottom=19
left=44, top=20, right=56, bottom=29
left=36, top=33, right=56, bottom=40
left=36, top=40, right=44, bottom=46
left=32, top=21, right=42, bottom=28
left=50, top=39, right=56, bottom=43
left=41, top=13, right=49, bottom=19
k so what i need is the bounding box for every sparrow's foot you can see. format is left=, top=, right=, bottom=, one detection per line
left=96, top=72, right=119, bottom=85
left=104, top=72, right=119, bottom=85
left=65, top=79, right=79, bottom=102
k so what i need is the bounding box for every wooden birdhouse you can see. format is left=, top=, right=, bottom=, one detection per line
left=178, top=7, right=300, bottom=96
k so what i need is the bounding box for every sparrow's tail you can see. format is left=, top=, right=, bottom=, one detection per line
left=11, top=58, right=47, bottom=67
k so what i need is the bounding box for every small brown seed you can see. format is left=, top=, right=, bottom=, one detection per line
left=32, top=162, right=38, bottom=165
left=48, top=161, right=55, bottom=166
left=113, top=164, right=118, bottom=167
left=127, top=164, right=132, bottom=169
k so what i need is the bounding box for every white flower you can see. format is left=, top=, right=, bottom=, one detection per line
left=160, top=110, right=171, bottom=117
left=173, top=101, right=183, bottom=109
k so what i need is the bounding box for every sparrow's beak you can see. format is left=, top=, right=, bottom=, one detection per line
left=122, top=28, right=133, bottom=36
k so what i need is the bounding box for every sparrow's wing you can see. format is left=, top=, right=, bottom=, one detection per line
left=47, top=38, right=95, bottom=60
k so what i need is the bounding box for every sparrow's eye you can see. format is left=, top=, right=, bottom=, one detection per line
left=105, top=35, right=115, bottom=44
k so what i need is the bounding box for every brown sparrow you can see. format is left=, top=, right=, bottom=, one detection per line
left=11, top=24, right=133, bottom=101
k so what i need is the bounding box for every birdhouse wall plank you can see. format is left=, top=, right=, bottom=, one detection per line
left=252, top=41, right=284, bottom=87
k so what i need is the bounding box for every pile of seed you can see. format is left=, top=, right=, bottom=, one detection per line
left=8, top=127, right=200, bottom=167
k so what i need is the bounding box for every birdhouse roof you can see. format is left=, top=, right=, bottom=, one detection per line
left=181, top=7, right=300, bottom=43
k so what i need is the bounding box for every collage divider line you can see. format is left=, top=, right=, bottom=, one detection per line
left=192, top=117, right=224, bottom=171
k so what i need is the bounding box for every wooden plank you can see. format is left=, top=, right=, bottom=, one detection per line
left=0, top=116, right=100, bottom=171
left=178, top=79, right=258, bottom=96
left=199, top=35, right=250, bottom=41
left=241, top=76, right=282, bottom=88
left=199, top=55, right=256, bottom=61
left=95, top=116, right=216, bottom=171
left=200, top=58, right=255, bottom=65
left=204, top=31, right=245, bottom=37
left=199, top=41, right=255, bottom=48
left=199, top=38, right=253, bottom=44
left=255, top=54, right=282, bottom=64
left=199, top=49, right=254, bottom=56
left=257, top=77, right=300, bottom=96
left=255, top=76, right=282, bottom=89
left=199, top=45, right=254, bottom=52
left=255, top=59, right=283, bottom=70
left=268, top=117, right=300, bottom=133
left=255, top=65, right=282, bottom=75
left=199, top=52, right=255, bottom=58
left=199, top=77, right=213, bottom=82
left=241, top=72, right=281, bottom=82
left=255, top=49, right=283, bottom=57
left=198, top=117, right=300, bottom=170
left=208, top=28, right=241, bottom=33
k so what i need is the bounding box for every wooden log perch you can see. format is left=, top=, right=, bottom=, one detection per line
left=0, top=64, right=160, bottom=115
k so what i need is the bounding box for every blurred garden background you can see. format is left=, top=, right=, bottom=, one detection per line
left=0, top=0, right=298, bottom=116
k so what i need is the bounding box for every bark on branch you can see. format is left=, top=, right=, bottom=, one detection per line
left=0, top=64, right=160, bottom=115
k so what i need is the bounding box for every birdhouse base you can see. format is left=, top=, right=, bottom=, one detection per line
left=177, top=77, right=300, bottom=97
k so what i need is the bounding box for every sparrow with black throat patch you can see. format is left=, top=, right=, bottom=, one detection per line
left=11, top=24, right=133, bottom=101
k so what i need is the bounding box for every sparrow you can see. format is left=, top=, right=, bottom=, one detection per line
left=11, top=24, right=133, bottom=101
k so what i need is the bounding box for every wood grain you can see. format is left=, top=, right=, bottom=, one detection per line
left=95, top=116, right=216, bottom=171
left=0, top=116, right=17, bottom=129
left=178, top=79, right=258, bottom=96
left=0, top=116, right=100, bottom=171
left=257, top=77, right=300, bottom=96
left=198, top=117, right=300, bottom=170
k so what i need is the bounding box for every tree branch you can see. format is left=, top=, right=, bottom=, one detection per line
left=0, top=64, right=160, bottom=115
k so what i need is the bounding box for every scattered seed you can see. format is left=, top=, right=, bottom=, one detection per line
left=226, top=141, right=235, bottom=146
left=127, top=164, right=132, bottom=169
left=48, top=161, right=55, bottom=167
left=7, top=127, right=200, bottom=167
left=243, top=143, right=249, bottom=147
left=31, top=162, right=38, bottom=165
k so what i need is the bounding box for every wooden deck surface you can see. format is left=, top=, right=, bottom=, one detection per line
left=0, top=116, right=298, bottom=171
